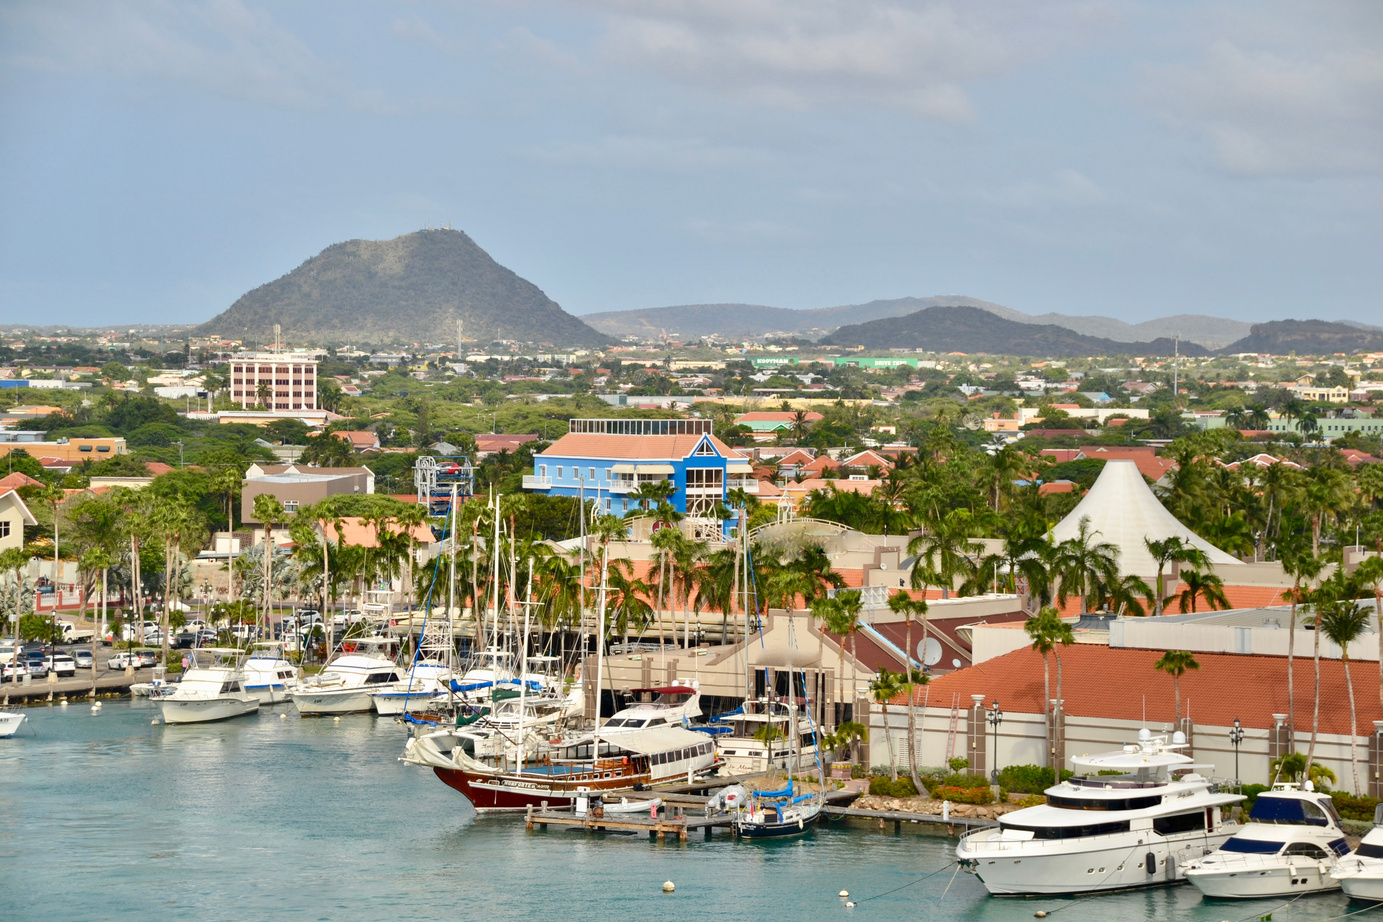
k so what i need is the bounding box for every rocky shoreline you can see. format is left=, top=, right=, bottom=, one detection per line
left=852, top=793, right=1027, bottom=822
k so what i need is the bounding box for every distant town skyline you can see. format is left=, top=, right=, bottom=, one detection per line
left=0, top=1, right=1379, bottom=328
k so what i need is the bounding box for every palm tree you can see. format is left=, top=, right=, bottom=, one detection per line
left=1024, top=606, right=1069, bottom=767
left=1052, top=517, right=1119, bottom=614
left=907, top=508, right=980, bottom=601
left=1304, top=570, right=1354, bottom=778
left=984, top=444, right=1028, bottom=513
left=1153, top=650, right=1199, bottom=725
left=1301, top=466, right=1352, bottom=557
left=1355, top=557, right=1383, bottom=720
left=820, top=591, right=864, bottom=724
left=869, top=667, right=905, bottom=781
left=631, top=478, right=674, bottom=513
left=888, top=589, right=929, bottom=795
left=154, top=498, right=202, bottom=664
left=1271, top=751, right=1336, bottom=789
left=1144, top=537, right=1208, bottom=617
left=1174, top=567, right=1231, bottom=614
left=1102, top=572, right=1155, bottom=617
left=1278, top=541, right=1324, bottom=742
left=1319, top=591, right=1370, bottom=793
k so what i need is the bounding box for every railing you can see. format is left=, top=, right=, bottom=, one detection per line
left=607, top=480, right=634, bottom=494
left=521, top=475, right=551, bottom=490
left=729, top=479, right=760, bottom=494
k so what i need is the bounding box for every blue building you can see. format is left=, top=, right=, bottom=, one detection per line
left=522, top=418, right=756, bottom=535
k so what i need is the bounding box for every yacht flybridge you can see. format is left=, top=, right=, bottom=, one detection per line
left=957, top=730, right=1243, bottom=895
left=1184, top=783, right=1348, bottom=899
left=600, top=682, right=701, bottom=732
left=1333, top=804, right=1383, bottom=901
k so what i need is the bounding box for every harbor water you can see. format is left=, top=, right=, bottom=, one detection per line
left=0, top=700, right=1363, bottom=921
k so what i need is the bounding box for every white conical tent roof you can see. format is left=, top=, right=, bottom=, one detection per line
left=1049, top=459, right=1241, bottom=577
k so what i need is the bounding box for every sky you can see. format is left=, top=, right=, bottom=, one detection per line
left=0, top=0, right=1380, bottom=328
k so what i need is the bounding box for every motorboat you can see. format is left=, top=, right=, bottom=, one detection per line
left=715, top=699, right=820, bottom=776
left=0, top=708, right=26, bottom=738
left=1332, top=804, right=1383, bottom=901
left=1184, top=783, right=1348, bottom=899
left=600, top=681, right=701, bottom=732
left=956, top=730, right=1243, bottom=895
left=290, top=648, right=403, bottom=716
left=732, top=779, right=823, bottom=839
left=242, top=643, right=301, bottom=704
left=403, top=724, right=721, bottom=812
left=130, top=665, right=174, bottom=698
left=371, top=659, right=455, bottom=716
left=157, top=649, right=261, bottom=725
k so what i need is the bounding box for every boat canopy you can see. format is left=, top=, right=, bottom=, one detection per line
left=598, top=726, right=709, bottom=755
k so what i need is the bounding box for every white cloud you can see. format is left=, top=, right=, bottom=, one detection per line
left=516, top=0, right=1117, bottom=120
left=2, top=0, right=393, bottom=112
left=683, top=217, right=806, bottom=244
left=525, top=135, right=771, bottom=171
left=1144, top=6, right=1383, bottom=176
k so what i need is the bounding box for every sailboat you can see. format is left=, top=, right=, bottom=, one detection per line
left=730, top=667, right=826, bottom=839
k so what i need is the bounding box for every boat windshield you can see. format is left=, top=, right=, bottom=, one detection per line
left=1046, top=793, right=1162, bottom=811
left=1000, top=821, right=1130, bottom=840
left=1249, top=796, right=1330, bottom=826
left=1356, top=842, right=1383, bottom=859
left=1220, top=839, right=1282, bottom=854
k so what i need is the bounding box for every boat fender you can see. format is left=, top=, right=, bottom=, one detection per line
left=1146, top=852, right=1156, bottom=875
left=1288, top=864, right=1296, bottom=877
left=622, top=756, right=629, bottom=766
left=798, top=818, right=804, bottom=830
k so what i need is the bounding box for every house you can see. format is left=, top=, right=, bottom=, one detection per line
left=474, top=433, right=539, bottom=460
left=840, top=449, right=894, bottom=471
left=524, top=418, right=754, bottom=536
left=0, top=489, right=36, bottom=551
left=1074, top=445, right=1177, bottom=483
left=333, top=430, right=381, bottom=453
left=733, top=410, right=823, bottom=441
left=241, top=464, right=375, bottom=538
left=0, top=472, right=42, bottom=492
left=0, top=436, right=128, bottom=463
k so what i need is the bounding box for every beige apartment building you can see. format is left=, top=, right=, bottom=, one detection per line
left=229, top=352, right=318, bottom=411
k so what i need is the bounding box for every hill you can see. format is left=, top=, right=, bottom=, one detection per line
left=819, top=305, right=1210, bottom=357
left=582, top=296, right=1251, bottom=347
left=1220, top=320, right=1383, bottom=355
left=196, top=229, right=609, bottom=346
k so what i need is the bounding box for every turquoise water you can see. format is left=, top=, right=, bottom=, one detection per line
left=0, top=701, right=1363, bottom=921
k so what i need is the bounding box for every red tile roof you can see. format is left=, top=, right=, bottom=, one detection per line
left=1076, top=446, right=1177, bottom=481
left=734, top=411, right=823, bottom=423
left=908, top=644, right=1378, bottom=734
left=0, top=472, right=42, bottom=491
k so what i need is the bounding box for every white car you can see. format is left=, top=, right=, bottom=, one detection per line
left=107, top=652, right=142, bottom=670
left=44, top=654, right=77, bottom=677
left=1, top=663, right=29, bottom=679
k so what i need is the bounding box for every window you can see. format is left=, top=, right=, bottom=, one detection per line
left=589, top=467, right=596, bottom=481
left=1282, top=843, right=1329, bottom=860
left=604, top=498, right=611, bottom=510
left=283, top=501, right=299, bottom=514
left=1152, top=811, right=1205, bottom=835
left=540, top=465, right=547, bottom=479
left=556, top=466, right=563, bottom=479
left=0, top=521, right=9, bottom=539
left=693, top=440, right=716, bottom=456
left=1002, top=821, right=1131, bottom=840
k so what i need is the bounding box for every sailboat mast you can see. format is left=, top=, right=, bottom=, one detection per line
left=490, top=490, right=501, bottom=651
left=446, top=483, right=458, bottom=681
left=593, top=540, right=609, bottom=729
left=742, top=509, right=752, bottom=703
left=518, top=557, right=532, bottom=760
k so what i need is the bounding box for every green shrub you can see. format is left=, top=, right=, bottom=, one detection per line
left=1332, top=792, right=1380, bottom=823
left=868, top=777, right=920, bottom=798
left=935, top=785, right=994, bottom=805
left=995, top=764, right=1074, bottom=794
left=939, top=772, right=991, bottom=790
left=948, top=757, right=970, bottom=772
left=1015, top=794, right=1046, bottom=808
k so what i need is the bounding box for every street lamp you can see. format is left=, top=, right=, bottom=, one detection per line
left=1229, top=717, right=1245, bottom=786
left=988, top=699, right=1004, bottom=783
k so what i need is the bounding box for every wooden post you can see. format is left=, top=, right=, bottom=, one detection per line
left=525, top=804, right=534, bottom=831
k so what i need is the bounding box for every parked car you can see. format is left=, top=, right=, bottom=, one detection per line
left=23, top=651, right=48, bottom=676
left=73, top=649, right=93, bottom=668
left=107, top=652, right=141, bottom=670
left=136, top=650, right=158, bottom=667
left=231, top=624, right=260, bottom=641
left=2, top=663, right=29, bottom=679
left=45, top=654, right=77, bottom=677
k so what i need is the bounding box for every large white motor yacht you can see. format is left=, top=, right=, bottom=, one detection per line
left=715, top=699, right=819, bottom=776
left=243, top=643, right=301, bottom=704
left=158, top=649, right=261, bottom=725
left=599, top=681, right=701, bottom=733
left=1184, top=783, right=1348, bottom=899
left=956, top=730, right=1243, bottom=895
left=291, top=652, right=403, bottom=715
left=1332, top=805, right=1383, bottom=901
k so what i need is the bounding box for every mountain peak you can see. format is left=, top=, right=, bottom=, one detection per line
left=197, top=229, right=609, bottom=346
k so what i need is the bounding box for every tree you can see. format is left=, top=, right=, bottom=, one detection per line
left=1319, top=589, right=1370, bottom=793
left=907, top=509, right=981, bottom=601
left=1024, top=607, right=1071, bottom=767
left=1301, top=466, right=1352, bottom=557
left=1153, top=650, right=1199, bottom=725
left=252, top=494, right=285, bottom=640
left=1052, top=517, right=1119, bottom=614
left=888, top=589, right=930, bottom=795
left=0, top=547, right=32, bottom=685
left=1355, top=557, right=1383, bottom=722
left=1304, top=570, right=1356, bottom=779
left=1174, top=567, right=1231, bottom=614
left=631, top=478, right=674, bottom=513
left=1271, top=751, right=1336, bottom=790
left=869, top=667, right=905, bottom=781
left=1144, top=537, right=1209, bottom=617
left=1278, top=541, right=1324, bottom=743
left=300, top=432, right=354, bottom=468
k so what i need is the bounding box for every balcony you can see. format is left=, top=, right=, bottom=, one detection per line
left=521, top=475, right=552, bottom=491
left=729, top=478, right=759, bottom=495
left=607, top=479, right=635, bottom=494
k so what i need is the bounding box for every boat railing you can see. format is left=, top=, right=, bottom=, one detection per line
left=1067, top=776, right=1167, bottom=790
left=960, top=826, right=1149, bottom=853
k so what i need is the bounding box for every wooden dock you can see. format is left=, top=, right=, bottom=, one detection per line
left=525, top=801, right=730, bottom=842
left=822, top=805, right=990, bottom=834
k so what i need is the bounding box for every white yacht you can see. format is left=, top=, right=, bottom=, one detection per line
left=291, top=651, right=403, bottom=715
left=956, top=730, right=1243, bottom=895
left=1332, top=805, right=1383, bottom=901
left=243, top=643, right=301, bottom=704
left=158, top=649, right=261, bottom=725
left=715, top=699, right=819, bottom=776
left=600, top=682, right=701, bottom=732
left=1185, top=783, right=1348, bottom=899
left=0, top=708, right=27, bottom=738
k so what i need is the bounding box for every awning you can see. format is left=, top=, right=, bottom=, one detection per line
left=726, top=460, right=753, bottom=473
left=610, top=463, right=636, bottom=474
left=636, top=463, right=675, bottom=474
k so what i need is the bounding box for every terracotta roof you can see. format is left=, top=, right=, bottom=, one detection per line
left=842, top=450, right=894, bottom=469
left=0, top=472, right=42, bottom=491
left=776, top=449, right=816, bottom=467
left=1040, top=449, right=1082, bottom=463
left=476, top=434, right=538, bottom=452
left=144, top=462, right=175, bottom=476
left=1075, top=446, right=1177, bottom=481
left=323, top=516, right=435, bottom=548
left=539, top=432, right=737, bottom=461
left=735, top=411, right=823, bottom=423
left=1038, top=481, right=1077, bottom=495
left=908, top=644, right=1378, bottom=735
left=801, top=455, right=841, bottom=472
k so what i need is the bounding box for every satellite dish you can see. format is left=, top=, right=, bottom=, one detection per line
left=951, top=658, right=962, bottom=669
left=919, top=638, right=943, bottom=667
left=962, top=413, right=981, bottom=430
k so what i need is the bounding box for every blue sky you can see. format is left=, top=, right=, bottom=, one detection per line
left=0, top=0, right=1379, bottom=328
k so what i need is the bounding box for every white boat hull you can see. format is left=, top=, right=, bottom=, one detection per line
left=292, top=686, right=378, bottom=715
left=959, top=832, right=1228, bottom=895
left=0, top=711, right=26, bottom=738
left=1186, top=859, right=1338, bottom=899
left=371, top=691, right=441, bottom=716
left=159, top=695, right=260, bottom=725
left=244, top=682, right=295, bottom=705
left=1336, top=866, right=1383, bottom=902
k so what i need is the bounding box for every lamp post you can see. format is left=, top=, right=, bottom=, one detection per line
left=988, top=699, right=1004, bottom=783
left=1229, top=717, right=1245, bottom=786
